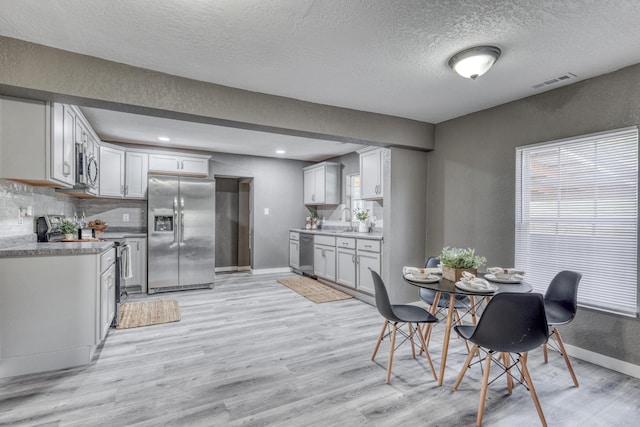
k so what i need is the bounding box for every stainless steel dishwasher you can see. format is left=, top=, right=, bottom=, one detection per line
left=299, top=233, right=315, bottom=277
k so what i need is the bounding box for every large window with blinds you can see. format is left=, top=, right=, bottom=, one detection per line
left=515, top=126, right=638, bottom=317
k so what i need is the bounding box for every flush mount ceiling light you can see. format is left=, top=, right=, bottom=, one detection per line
left=158, top=136, right=170, bottom=142
left=448, top=45, right=501, bottom=80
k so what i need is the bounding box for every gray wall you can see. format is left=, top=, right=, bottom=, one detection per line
left=384, top=148, right=429, bottom=302
left=0, top=36, right=435, bottom=151
left=211, top=152, right=309, bottom=270
left=428, top=63, right=640, bottom=364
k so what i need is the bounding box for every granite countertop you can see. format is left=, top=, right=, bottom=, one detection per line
left=0, top=241, right=115, bottom=258
left=291, top=228, right=383, bottom=240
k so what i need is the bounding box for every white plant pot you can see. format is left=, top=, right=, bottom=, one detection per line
left=63, top=233, right=75, bottom=241
left=358, top=221, right=368, bottom=233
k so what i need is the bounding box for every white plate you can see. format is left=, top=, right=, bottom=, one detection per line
left=485, top=274, right=524, bottom=284
left=404, top=273, right=441, bottom=283
left=455, top=280, right=499, bottom=293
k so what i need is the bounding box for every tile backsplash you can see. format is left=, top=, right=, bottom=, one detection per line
left=0, top=178, right=147, bottom=246
left=0, top=179, right=76, bottom=242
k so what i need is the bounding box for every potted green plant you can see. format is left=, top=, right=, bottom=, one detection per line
left=354, top=208, right=369, bottom=232
left=59, top=219, right=78, bottom=241
left=439, top=246, right=487, bottom=282
left=309, top=210, right=319, bottom=229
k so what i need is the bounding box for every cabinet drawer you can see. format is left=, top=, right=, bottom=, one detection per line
left=315, top=235, right=336, bottom=246
left=357, top=239, right=381, bottom=253
left=289, top=232, right=300, bottom=241
left=336, top=237, right=356, bottom=249
left=100, top=247, right=116, bottom=272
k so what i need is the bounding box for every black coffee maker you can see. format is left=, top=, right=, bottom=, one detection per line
left=36, top=214, right=66, bottom=242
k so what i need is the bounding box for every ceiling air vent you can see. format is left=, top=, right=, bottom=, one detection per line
left=531, top=73, right=577, bottom=90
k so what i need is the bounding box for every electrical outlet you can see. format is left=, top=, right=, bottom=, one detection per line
left=264, top=208, right=269, bottom=215
left=123, top=213, right=130, bottom=222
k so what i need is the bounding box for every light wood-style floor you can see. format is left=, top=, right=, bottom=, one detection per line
left=2, top=272, right=640, bottom=426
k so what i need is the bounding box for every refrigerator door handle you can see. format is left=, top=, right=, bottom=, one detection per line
left=180, top=197, right=185, bottom=244
left=173, top=197, right=178, bottom=244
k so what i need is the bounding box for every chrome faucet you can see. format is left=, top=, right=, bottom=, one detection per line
left=341, top=207, right=353, bottom=231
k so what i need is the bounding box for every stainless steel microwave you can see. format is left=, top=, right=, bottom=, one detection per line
left=75, top=143, right=98, bottom=189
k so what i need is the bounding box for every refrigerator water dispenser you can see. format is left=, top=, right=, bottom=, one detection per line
left=154, top=215, right=174, bottom=231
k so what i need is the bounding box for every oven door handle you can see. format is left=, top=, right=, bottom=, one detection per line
left=120, top=244, right=133, bottom=280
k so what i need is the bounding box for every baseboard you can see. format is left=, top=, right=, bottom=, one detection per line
left=252, top=267, right=291, bottom=275
left=215, top=266, right=238, bottom=273
left=564, top=343, right=640, bottom=380
left=237, top=266, right=251, bottom=271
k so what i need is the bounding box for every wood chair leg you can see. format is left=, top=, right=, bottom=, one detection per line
left=503, top=353, right=513, bottom=394
left=409, top=323, right=417, bottom=359
left=417, top=321, right=438, bottom=381
left=453, top=344, right=478, bottom=390
left=543, top=342, right=548, bottom=363
left=371, top=320, right=389, bottom=361
left=386, top=324, right=398, bottom=384
left=554, top=329, right=579, bottom=387
left=476, top=351, right=493, bottom=426
left=520, top=354, right=548, bottom=427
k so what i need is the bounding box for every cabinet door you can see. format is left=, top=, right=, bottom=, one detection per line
left=289, top=240, right=300, bottom=269
left=125, top=151, right=148, bottom=198
left=148, top=153, right=180, bottom=173
left=100, top=263, right=116, bottom=341
left=124, top=238, right=147, bottom=293
left=314, top=245, right=335, bottom=281
left=357, top=251, right=381, bottom=295
left=180, top=156, right=209, bottom=176
left=51, top=104, right=75, bottom=186
left=336, top=247, right=356, bottom=288
left=99, top=146, right=125, bottom=197
left=312, top=167, right=326, bottom=204
left=303, top=168, right=316, bottom=204
left=360, top=149, right=383, bottom=200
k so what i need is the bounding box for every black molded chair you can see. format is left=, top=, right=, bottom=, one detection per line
left=370, top=269, right=439, bottom=384
left=543, top=270, right=582, bottom=387
left=453, top=293, right=549, bottom=427
left=418, top=256, right=472, bottom=329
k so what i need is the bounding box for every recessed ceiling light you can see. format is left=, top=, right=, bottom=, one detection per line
left=276, top=149, right=286, bottom=154
left=158, top=136, right=170, bottom=142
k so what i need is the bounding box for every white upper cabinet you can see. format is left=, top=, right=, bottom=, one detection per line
left=148, top=153, right=209, bottom=177
left=124, top=151, right=148, bottom=199
left=0, top=97, right=75, bottom=188
left=53, top=104, right=77, bottom=187
left=303, top=162, right=341, bottom=205
left=359, top=147, right=387, bottom=200
left=99, top=145, right=125, bottom=198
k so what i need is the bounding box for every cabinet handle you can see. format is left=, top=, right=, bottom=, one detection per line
left=120, top=185, right=124, bottom=195
left=181, top=160, right=184, bottom=170
left=125, top=185, right=129, bottom=195
left=63, top=161, right=71, bottom=176
left=136, top=241, right=140, bottom=251
left=352, top=254, right=355, bottom=263
left=177, top=159, right=180, bottom=170
left=356, top=255, right=360, bottom=264
left=364, top=244, right=372, bottom=249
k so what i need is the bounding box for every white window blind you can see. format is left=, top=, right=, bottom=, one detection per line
left=515, top=126, right=638, bottom=317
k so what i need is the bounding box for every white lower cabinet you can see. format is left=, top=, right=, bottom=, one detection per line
left=100, top=262, right=116, bottom=341
left=289, top=232, right=300, bottom=270
left=124, top=237, right=147, bottom=293
left=0, top=245, right=116, bottom=378
left=315, top=234, right=382, bottom=297
left=355, top=239, right=382, bottom=295
left=314, top=235, right=336, bottom=281
left=336, top=238, right=357, bottom=288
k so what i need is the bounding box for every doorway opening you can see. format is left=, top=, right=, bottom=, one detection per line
left=215, top=176, right=253, bottom=273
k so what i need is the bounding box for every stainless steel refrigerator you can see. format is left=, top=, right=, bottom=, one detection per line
left=147, top=175, right=215, bottom=293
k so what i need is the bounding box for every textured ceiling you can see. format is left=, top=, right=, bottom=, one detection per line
left=2, top=0, right=640, bottom=159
